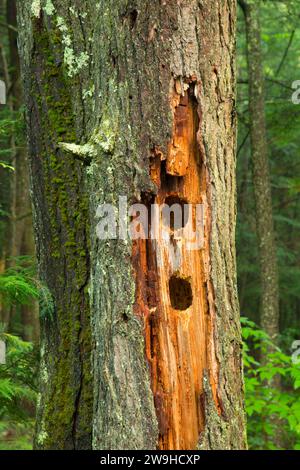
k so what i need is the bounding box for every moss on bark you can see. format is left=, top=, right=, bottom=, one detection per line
left=18, top=0, right=247, bottom=450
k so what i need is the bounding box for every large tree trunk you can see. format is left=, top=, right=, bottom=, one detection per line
left=18, top=0, right=246, bottom=450
left=239, top=0, right=280, bottom=344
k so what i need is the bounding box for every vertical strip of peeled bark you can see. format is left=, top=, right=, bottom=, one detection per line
left=136, top=86, right=222, bottom=450
left=240, top=0, right=280, bottom=343
left=18, top=0, right=246, bottom=450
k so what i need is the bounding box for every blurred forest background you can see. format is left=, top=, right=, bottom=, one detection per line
left=0, top=0, right=300, bottom=450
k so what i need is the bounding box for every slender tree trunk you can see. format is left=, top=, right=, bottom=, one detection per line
left=8, top=0, right=39, bottom=343
left=0, top=0, right=39, bottom=341
left=0, top=0, right=10, bottom=324
left=239, top=0, right=280, bottom=343
left=18, top=0, right=246, bottom=450
left=239, top=0, right=282, bottom=448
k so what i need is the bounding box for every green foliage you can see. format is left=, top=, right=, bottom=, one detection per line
left=0, top=329, right=37, bottom=450
left=0, top=327, right=38, bottom=421
left=0, top=257, right=55, bottom=325
left=0, top=161, right=14, bottom=171
left=0, top=257, right=40, bottom=449
left=242, top=318, right=300, bottom=449
left=0, top=274, right=39, bottom=307
left=0, top=257, right=40, bottom=307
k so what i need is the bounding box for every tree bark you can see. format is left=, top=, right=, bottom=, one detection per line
left=18, top=0, right=246, bottom=450
left=0, top=0, right=39, bottom=341
left=240, top=0, right=280, bottom=343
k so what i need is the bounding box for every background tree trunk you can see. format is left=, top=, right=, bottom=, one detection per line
left=18, top=0, right=246, bottom=450
left=239, top=0, right=282, bottom=448
left=239, top=0, right=280, bottom=344
left=0, top=0, right=39, bottom=341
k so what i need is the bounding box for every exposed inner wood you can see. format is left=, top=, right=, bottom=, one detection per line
left=133, top=85, right=220, bottom=450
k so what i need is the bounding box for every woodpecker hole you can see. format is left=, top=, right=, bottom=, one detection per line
left=169, top=275, right=193, bottom=310
left=129, top=9, right=138, bottom=29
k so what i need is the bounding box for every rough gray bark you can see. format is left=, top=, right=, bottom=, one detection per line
left=18, top=0, right=246, bottom=450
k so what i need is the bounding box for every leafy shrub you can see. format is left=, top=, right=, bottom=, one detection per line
left=0, top=257, right=39, bottom=449
left=0, top=327, right=38, bottom=449
left=0, top=326, right=38, bottom=418
left=0, top=256, right=40, bottom=307
left=242, top=317, right=300, bottom=449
